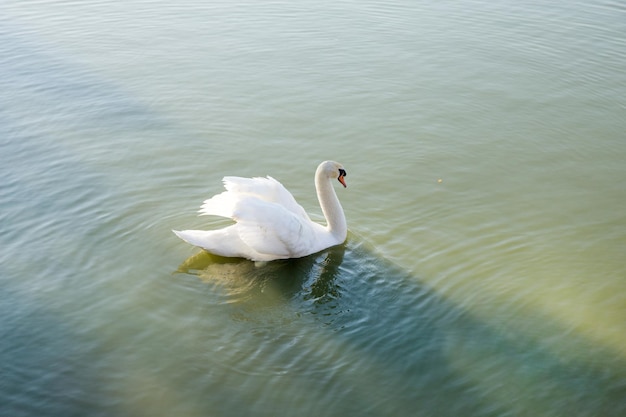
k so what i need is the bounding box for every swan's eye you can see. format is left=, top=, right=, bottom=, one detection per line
left=338, top=168, right=346, bottom=177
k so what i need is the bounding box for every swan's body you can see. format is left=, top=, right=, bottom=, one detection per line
left=173, top=161, right=348, bottom=261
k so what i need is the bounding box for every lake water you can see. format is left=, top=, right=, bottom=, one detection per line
left=1, top=0, right=625, bottom=416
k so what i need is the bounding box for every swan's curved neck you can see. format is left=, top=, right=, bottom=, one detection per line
left=315, top=170, right=347, bottom=241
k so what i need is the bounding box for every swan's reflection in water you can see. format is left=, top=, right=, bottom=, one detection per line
left=176, top=243, right=345, bottom=307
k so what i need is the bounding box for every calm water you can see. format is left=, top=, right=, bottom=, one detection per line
left=2, top=0, right=625, bottom=416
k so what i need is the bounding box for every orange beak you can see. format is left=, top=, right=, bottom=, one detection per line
left=338, top=174, right=347, bottom=188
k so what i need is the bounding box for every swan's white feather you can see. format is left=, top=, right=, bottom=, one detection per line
left=232, top=196, right=323, bottom=259
left=173, top=227, right=255, bottom=259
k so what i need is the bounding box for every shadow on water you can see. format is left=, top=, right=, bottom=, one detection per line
left=175, top=236, right=626, bottom=417
left=0, top=267, right=121, bottom=417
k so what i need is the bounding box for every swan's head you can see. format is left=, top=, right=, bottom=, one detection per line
left=317, top=160, right=347, bottom=188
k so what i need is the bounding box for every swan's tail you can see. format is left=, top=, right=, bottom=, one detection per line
left=172, top=227, right=247, bottom=259
left=173, top=229, right=218, bottom=249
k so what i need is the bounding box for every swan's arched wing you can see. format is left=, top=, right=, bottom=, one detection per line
left=232, top=196, right=319, bottom=259
left=197, top=189, right=237, bottom=218
left=221, top=176, right=310, bottom=219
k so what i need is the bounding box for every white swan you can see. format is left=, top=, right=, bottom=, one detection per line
left=173, top=160, right=348, bottom=261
